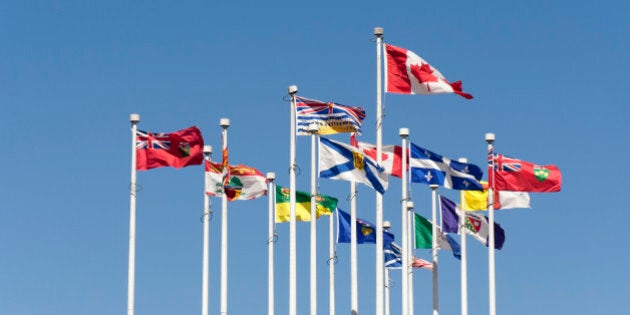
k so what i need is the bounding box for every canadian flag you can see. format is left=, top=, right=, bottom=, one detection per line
left=356, top=141, right=406, bottom=178
left=385, top=44, right=473, bottom=99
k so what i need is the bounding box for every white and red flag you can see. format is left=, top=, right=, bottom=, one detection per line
left=385, top=44, right=473, bottom=99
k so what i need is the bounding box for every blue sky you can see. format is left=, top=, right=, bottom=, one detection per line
left=1, top=1, right=628, bottom=314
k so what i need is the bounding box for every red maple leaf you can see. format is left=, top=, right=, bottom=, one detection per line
left=409, top=62, right=439, bottom=87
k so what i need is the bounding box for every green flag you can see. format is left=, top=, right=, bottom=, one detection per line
left=275, top=185, right=338, bottom=223
left=414, top=213, right=433, bottom=249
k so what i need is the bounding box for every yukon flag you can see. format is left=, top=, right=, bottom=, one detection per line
left=385, top=44, right=473, bottom=99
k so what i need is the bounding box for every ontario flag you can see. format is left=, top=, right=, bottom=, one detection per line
left=490, top=154, right=562, bottom=193
left=136, top=126, right=204, bottom=170
left=384, top=44, right=473, bottom=99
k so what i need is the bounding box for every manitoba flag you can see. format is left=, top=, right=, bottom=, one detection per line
left=385, top=44, right=473, bottom=99
left=136, top=126, right=204, bottom=170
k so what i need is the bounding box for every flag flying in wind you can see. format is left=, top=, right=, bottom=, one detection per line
left=384, top=242, right=433, bottom=271
left=295, top=96, right=366, bottom=136
left=357, top=141, right=406, bottom=178
left=224, top=164, right=267, bottom=201
left=414, top=212, right=461, bottom=260
left=384, top=44, right=473, bottom=99
left=463, top=181, right=531, bottom=210
left=319, top=137, right=389, bottom=194
left=275, top=186, right=338, bottom=223
left=490, top=154, right=562, bottom=192
left=337, top=208, right=394, bottom=245
left=410, top=142, right=483, bottom=190
left=136, top=126, right=204, bottom=170
left=205, top=160, right=225, bottom=197
left=440, top=195, right=506, bottom=249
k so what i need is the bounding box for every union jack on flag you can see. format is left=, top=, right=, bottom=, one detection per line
left=295, top=96, right=366, bottom=136
left=136, top=130, right=171, bottom=150
left=493, top=154, right=522, bottom=172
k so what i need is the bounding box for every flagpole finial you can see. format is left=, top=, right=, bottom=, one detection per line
left=374, top=27, right=383, bottom=36
left=430, top=184, right=439, bottom=190
left=129, top=113, right=140, bottom=124
left=266, top=172, right=276, bottom=181
left=383, top=220, right=391, bottom=230
left=406, top=201, right=414, bottom=210
left=399, top=128, right=409, bottom=137
left=485, top=133, right=495, bottom=144
left=458, top=157, right=468, bottom=163
left=203, top=145, right=212, bottom=155
left=220, top=118, right=230, bottom=128
left=307, top=123, right=319, bottom=134
left=288, top=85, right=298, bottom=95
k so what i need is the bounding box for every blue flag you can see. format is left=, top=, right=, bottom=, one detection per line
left=384, top=242, right=403, bottom=269
left=409, top=142, right=483, bottom=190
left=337, top=208, right=394, bottom=245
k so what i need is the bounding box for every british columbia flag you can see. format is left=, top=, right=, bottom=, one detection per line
left=295, top=96, right=365, bottom=136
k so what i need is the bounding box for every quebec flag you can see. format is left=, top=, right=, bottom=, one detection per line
left=409, top=142, right=483, bottom=191
left=319, top=137, right=389, bottom=194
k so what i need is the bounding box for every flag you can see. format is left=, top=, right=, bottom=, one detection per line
left=440, top=195, right=506, bottom=249
left=275, top=186, right=338, bottom=223
left=319, top=137, right=389, bottom=194
left=337, top=208, right=394, bottom=245
left=384, top=242, right=433, bottom=271
left=357, top=141, right=406, bottom=178
left=136, top=126, right=204, bottom=170
left=463, top=181, right=531, bottom=210
left=295, top=96, right=366, bottom=136
left=409, top=142, right=483, bottom=190
left=414, top=212, right=461, bottom=259
left=224, top=164, right=267, bottom=201
left=205, top=160, right=225, bottom=197
left=490, top=154, right=562, bottom=192
left=384, top=44, right=473, bottom=99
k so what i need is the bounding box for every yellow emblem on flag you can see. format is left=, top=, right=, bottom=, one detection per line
left=352, top=150, right=365, bottom=170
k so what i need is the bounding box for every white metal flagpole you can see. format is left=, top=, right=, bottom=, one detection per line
left=288, top=85, right=298, bottom=315
left=267, top=172, right=276, bottom=315
left=329, top=197, right=336, bottom=315
left=383, top=220, right=392, bottom=315
left=374, top=26, right=385, bottom=315
left=350, top=181, right=358, bottom=314
left=308, top=123, right=318, bottom=315
left=127, top=113, right=139, bottom=315
left=202, top=145, right=213, bottom=315
left=399, top=128, right=409, bottom=315
left=220, top=118, right=230, bottom=315
left=406, top=201, right=415, bottom=315
left=485, top=133, right=496, bottom=315
left=430, top=184, right=439, bottom=315
left=458, top=157, right=469, bottom=315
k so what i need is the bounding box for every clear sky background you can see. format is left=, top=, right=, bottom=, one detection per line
left=1, top=1, right=628, bottom=314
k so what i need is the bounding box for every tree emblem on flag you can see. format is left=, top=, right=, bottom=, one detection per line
left=178, top=142, right=191, bottom=157
left=534, top=166, right=550, bottom=182
left=352, top=150, right=365, bottom=170
left=465, top=216, right=482, bottom=233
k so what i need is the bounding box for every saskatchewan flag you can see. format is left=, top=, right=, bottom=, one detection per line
left=275, top=186, right=338, bottom=223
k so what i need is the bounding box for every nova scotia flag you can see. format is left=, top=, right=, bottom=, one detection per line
left=409, top=142, right=483, bottom=190
left=319, top=137, right=389, bottom=194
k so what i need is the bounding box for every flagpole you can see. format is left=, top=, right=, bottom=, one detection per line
left=329, top=195, right=336, bottom=315
left=127, top=113, right=139, bottom=315
left=202, top=145, right=213, bottom=315
left=267, top=172, right=276, bottom=315
left=383, top=220, right=392, bottom=315
left=374, top=26, right=385, bottom=315
left=350, top=180, right=358, bottom=315
left=430, top=184, right=439, bottom=315
left=220, top=118, right=230, bottom=315
left=458, top=158, right=469, bottom=315
left=288, top=85, right=298, bottom=315
left=308, top=123, right=319, bottom=315
left=485, top=133, right=496, bottom=315
left=406, top=201, right=415, bottom=315
left=399, top=128, right=409, bottom=315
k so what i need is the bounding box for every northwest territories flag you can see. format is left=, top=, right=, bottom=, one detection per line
left=296, top=96, right=366, bottom=136
left=410, top=142, right=483, bottom=191
left=319, top=137, right=389, bottom=194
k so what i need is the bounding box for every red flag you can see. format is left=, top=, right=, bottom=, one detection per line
left=136, top=126, right=204, bottom=170
left=490, top=154, right=561, bottom=192
left=385, top=44, right=473, bottom=99
left=357, top=142, right=406, bottom=178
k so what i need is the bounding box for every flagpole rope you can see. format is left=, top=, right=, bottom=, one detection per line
left=129, top=183, right=143, bottom=195
left=327, top=252, right=338, bottom=265
left=267, top=231, right=278, bottom=245
left=345, top=190, right=358, bottom=201
left=385, top=278, right=395, bottom=289
left=199, top=205, right=214, bottom=223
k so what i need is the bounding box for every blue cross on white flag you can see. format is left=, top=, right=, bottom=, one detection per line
left=319, top=137, right=389, bottom=194
left=409, top=142, right=483, bottom=190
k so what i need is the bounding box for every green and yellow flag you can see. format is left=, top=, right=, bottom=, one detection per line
left=275, top=186, right=338, bottom=223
